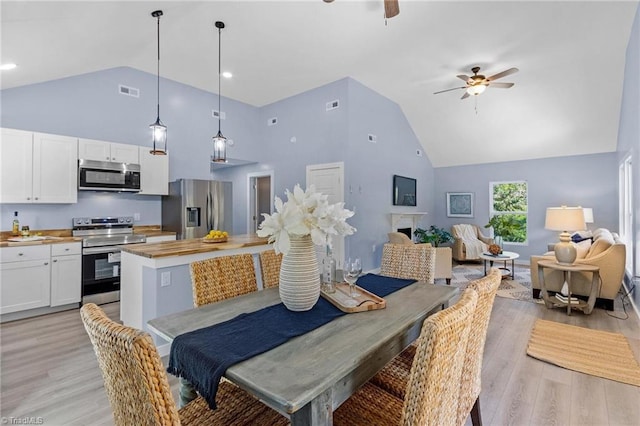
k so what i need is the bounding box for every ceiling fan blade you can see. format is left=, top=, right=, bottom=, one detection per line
left=433, top=86, right=466, bottom=95
left=489, top=82, right=515, bottom=88
left=487, top=67, right=519, bottom=81
left=461, top=92, right=470, bottom=100
left=456, top=74, right=470, bottom=82
left=384, top=0, right=399, bottom=18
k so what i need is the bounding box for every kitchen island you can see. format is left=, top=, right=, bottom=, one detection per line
left=120, top=234, right=270, bottom=352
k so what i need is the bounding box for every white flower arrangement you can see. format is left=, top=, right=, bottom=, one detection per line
left=256, top=184, right=356, bottom=255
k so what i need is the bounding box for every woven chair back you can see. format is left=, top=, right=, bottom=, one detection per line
left=190, top=254, right=258, bottom=307
left=380, top=243, right=436, bottom=284
left=80, top=303, right=181, bottom=426
left=456, top=267, right=502, bottom=424
left=400, top=288, right=478, bottom=426
left=259, top=249, right=283, bottom=289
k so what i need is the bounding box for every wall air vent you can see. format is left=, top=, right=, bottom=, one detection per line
left=212, top=110, right=226, bottom=120
left=268, top=117, right=278, bottom=126
left=118, top=84, right=139, bottom=98
left=326, top=99, right=339, bottom=111
left=368, top=134, right=377, bottom=143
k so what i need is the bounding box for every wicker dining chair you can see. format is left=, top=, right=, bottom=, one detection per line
left=369, top=267, right=502, bottom=426
left=80, top=303, right=288, bottom=426
left=333, top=287, right=479, bottom=425
left=258, top=249, right=283, bottom=289
left=380, top=243, right=437, bottom=284
left=190, top=254, right=258, bottom=307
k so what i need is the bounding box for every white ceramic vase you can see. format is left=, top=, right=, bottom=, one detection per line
left=278, top=235, right=321, bottom=311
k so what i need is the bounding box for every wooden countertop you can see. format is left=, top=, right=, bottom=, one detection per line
left=0, top=236, right=82, bottom=248
left=120, top=234, right=269, bottom=259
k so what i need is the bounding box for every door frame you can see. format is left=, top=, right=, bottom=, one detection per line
left=247, top=170, right=274, bottom=234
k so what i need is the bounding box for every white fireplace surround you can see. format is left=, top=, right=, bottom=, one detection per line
left=390, top=212, right=427, bottom=241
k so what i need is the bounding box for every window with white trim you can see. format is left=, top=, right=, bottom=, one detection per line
left=489, top=181, right=528, bottom=244
left=619, top=155, right=633, bottom=274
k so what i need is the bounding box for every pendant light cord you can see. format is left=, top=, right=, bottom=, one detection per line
left=217, top=24, right=222, bottom=134
left=156, top=13, right=161, bottom=119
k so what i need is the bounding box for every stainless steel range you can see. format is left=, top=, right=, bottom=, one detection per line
left=73, top=216, right=146, bottom=305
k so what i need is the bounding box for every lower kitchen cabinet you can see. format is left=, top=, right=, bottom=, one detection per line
left=50, top=243, right=82, bottom=306
left=0, top=242, right=81, bottom=316
left=0, top=248, right=51, bottom=314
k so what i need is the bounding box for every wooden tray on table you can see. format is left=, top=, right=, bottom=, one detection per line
left=321, top=282, right=386, bottom=313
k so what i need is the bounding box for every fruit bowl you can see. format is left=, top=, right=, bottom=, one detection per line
left=202, top=236, right=228, bottom=243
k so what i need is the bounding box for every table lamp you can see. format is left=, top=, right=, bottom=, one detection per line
left=582, top=207, right=594, bottom=229
left=545, top=206, right=586, bottom=265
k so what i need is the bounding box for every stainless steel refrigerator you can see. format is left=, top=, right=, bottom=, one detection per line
left=161, top=179, right=232, bottom=240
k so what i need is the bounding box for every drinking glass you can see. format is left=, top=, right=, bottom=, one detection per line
left=344, top=257, right=362, bottom=298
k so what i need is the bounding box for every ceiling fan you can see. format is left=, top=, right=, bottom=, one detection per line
left=323, top=0, right=399, bottom=19
left=434, top=66, right=519, bottom=99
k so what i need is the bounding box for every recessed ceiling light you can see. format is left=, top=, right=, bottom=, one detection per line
left=222, top=71, right=232, bottom=79
left=0, top=63, right=17, bottom=71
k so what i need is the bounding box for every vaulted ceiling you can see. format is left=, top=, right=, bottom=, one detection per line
left=1, top=1, right=637, bottom=167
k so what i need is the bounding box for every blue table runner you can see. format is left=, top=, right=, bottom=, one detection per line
left=167, top=273, right=416, bottom=409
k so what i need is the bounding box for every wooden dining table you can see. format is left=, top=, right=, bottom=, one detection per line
left=148, top=281, right=457, bottom=425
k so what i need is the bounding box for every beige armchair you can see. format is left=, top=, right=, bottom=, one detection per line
left=451, top=225, right=494, bottom=262
left=387, top=232, right=452, bottom=284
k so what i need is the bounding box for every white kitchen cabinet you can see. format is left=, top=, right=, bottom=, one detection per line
left=0, top=245, right=51, bottom=314
left=50, top=243, right=82, bottom=307
left=78, top=138, right=139, bottom=164
left=0, top=128, right=77, bottom=204
left=138, top=146, right=169, bottom=195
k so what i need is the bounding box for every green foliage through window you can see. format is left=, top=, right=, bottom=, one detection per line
left=489, top=181, right=528, bottom=243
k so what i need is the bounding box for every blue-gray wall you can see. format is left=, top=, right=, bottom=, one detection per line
left=617, top=3, right=640, bottom=308
left=434, top=153, right=619, bottom=262
left=1, top=70, right=432, bottom=271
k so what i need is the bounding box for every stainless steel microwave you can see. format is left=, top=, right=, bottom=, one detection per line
left=78, top=159, right=141, bottom=192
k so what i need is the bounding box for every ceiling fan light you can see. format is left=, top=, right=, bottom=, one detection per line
left=467, top=84, right=487, bottom=96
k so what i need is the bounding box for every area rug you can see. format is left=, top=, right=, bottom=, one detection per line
left=527, top=319, right=640, bottom=387
left=447, top=262, right=537, bottom=303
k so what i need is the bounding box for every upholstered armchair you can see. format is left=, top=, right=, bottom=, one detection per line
left=451, top=224, right=494, bottom=262
left=387, top=232, right=452, bottom=284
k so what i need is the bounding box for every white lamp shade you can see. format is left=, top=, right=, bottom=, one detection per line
left=582, top=207, right=594, bottom=224
left=545, top=206, right=586, bottom=232
left=466, top=84, right=487, bottom=96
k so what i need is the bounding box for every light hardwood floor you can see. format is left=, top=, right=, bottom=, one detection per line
left=1, top=289, right=639, bottom=425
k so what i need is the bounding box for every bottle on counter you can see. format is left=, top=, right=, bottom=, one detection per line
left=12, top=211, right=20, bottom=236
left=322, top=245, right=336, bottom=294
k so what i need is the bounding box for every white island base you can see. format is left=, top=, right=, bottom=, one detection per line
left=119, top=235, right=271, bottom=355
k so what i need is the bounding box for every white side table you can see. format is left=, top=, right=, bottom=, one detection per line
left=537, top=259, right=600, bottom=315
left=479, top=251, right=519, bottom=280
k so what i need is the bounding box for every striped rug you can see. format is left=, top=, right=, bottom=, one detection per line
left=527, top=319, right=640, bottom=387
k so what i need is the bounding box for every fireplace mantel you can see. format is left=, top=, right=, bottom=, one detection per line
left=390, top=212, right=428, bottom=235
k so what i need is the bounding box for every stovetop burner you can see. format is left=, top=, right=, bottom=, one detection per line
left=72, top=216, right=146, bottom=246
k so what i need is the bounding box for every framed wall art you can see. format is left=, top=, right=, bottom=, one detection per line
left=446, top=192, right=474, bottom=218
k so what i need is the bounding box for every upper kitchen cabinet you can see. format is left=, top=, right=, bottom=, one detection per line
left=0, top=128, right=78, bottom=204
left=138, top=146, right=169, bottom=195
left=78, top=138, right=139, bottom=164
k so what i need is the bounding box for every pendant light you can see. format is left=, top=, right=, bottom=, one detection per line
left=149, top=10, right=167, bottom=155
left=212, top=21, right=227, bottom=163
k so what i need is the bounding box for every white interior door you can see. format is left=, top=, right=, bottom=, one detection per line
left=306, top=162, right=345, bottom=269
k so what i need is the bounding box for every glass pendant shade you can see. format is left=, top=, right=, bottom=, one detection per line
left=212, top=130, right=227, bottom=163
left=150, top=117, right=167, bottom=155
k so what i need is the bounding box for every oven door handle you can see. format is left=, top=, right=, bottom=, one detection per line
left=83, top=246, right=122, bottom=255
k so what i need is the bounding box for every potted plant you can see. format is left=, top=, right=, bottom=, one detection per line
left=485, top=215, right=525, bottom=245
left=414, top=225, right=453, bottom=247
